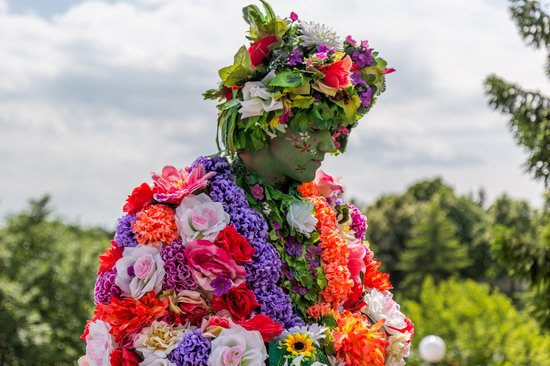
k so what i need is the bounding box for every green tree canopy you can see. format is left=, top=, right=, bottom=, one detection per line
left=403, top=278, right=550, bottom=366
left=0, top=196, right=110, bottom=365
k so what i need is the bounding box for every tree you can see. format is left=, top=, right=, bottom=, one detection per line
left=397, top=194, right=470, bottom=295
left=403, top=278, right=550, bottom=366
left=0, top=196, right=110, bottom=364
left=484, top=0, right=550, bottom=185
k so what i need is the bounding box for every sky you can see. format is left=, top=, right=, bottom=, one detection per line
left=1, top=0, right=548, bottom=228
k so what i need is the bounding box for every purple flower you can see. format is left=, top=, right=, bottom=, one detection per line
left=313, top=52, right=327, bottom=60
left=251, top=184, right=264, bottom=200
left=346, top=35, right=357, bottom=46
left=360, top=88, right=373, bottom=108
left=211, top=275, right=232, bottom=297
left=289, top=48, right=304, bottom=66
left=317, top=44, right=327, bottom=52
left=94, top=269, right=122, bottom=305
left=114, top=214, right=138, bottom=248
left=291, top=282, right=308, bottom=295
left=285, top=236, right=303, bottom=256
left=169, top=329, right=211, bottom=366
left=290, top=11, right=299, bottom=21
left=349, top=203, right=367, bottom=240
left=361, top=39, right=370, bottom=50
left=350, top=71, right=366, bottom=86
left=352, top=50, right=374, bottom=68
left=161, top=241, right=199, bottom=292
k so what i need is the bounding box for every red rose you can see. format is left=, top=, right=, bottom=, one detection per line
left=237, top=314, right=284, bottom=342
left=319, top=55, right=352, bottom=90
left=248, top=35, right=278, bottom=66
left=110, top=348, right=141, bottom=366
left=122, top=182, right=153, bottom=214
left=98, top=241, right=123, bottom=274
left=214, top=225, right=256, bottom=263
left=212, top=284, right=260, bottom=320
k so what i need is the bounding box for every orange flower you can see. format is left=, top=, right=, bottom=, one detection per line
left=98, top=240, right=123, bottom=274
left=364, top=248, right=393, bottom=291
left=132, top=204, right=179, bottom=246
left=306, top=303, right=332, bottom=320
left=94, top=291, right=168, bottom=343
left=332, top=311, right=389, bottom=366
left=298, top=182, right=320, bottom=198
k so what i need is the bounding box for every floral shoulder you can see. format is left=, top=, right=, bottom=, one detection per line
left=82, top=155, right=413, bottom=366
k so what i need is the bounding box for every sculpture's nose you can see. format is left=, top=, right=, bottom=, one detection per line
left=317, top=129, right=338, bottom=154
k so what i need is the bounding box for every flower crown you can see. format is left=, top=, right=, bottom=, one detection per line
left=204, top=1, right=393, bottom=155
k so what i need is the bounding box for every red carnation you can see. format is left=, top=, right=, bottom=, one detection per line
left=342, top=281, right=366, bottom=313
left=212, top=283, right=260, bottom=320
left=237, top=314, right=284, bottom=342
left=319, top=55, right=352, bottom=90
left=98, top=241, right=123, bottom=274
left=94, top=291, right=168, bottom=343
left=123, top=183, right=153, bottom=215
left=214, top=225, right=256, bottom=263
left=248, top=35, right=278, bottom=67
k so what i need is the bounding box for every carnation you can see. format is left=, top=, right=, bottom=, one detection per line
left=132, top=204, right=179, bottom=246
left=134, top=320, right=186, bottom=361
left=176, top=193, right=230, bottom=243
left=363, top=289, right=407, bottom=336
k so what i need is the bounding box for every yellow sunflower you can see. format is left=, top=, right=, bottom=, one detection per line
left=283, top=332, right=316, bottom=358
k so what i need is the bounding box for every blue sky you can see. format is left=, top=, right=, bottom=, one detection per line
left=1, top=0, right=548, bottom=227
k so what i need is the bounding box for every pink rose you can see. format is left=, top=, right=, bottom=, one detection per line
left=314, top=170, right=343, bottom=198
left=184, top=240, right=246, bottom=291
left=176, top=193, right=230, bottom=243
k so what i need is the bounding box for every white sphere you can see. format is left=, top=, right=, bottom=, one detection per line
left=418, top=335, right=446, bottom=363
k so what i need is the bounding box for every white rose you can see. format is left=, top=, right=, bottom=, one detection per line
left=85, top=320, right=117, bottom=366
left=286, top=200, right=318, bottom=238
left=175, top=193, right=230, bottom=244
left=208, top=325, right=267, bottom=366
left=115, top=245, right=165, bottom=299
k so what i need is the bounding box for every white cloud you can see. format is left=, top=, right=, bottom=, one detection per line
left=0, top=0, right=546, bottom=227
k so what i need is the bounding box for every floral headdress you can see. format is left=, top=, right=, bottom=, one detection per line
left=204, top=1, right=393, bottom=155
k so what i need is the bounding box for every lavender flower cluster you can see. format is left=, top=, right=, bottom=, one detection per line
left=114, top=214, right=138, bottom=247
left=169, top=329, right=211, bottom=366
left=194, top=156, right=302, bottom=328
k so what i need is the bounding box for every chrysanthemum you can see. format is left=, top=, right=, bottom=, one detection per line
left=300, top=21, right=342, bottom=50
left=332, top=311, right=389, bottom=366
left=132, top=204, right=179, bottom=246
left=283, top=332, right=316, bottom=358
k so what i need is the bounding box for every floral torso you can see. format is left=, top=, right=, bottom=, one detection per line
left=83, top=156, right=413, bottom=366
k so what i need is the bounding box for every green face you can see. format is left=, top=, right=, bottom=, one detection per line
left=267, top=126, right=339, bottom=183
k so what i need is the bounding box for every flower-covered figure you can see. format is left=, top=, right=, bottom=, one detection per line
left=81, top=2, right=412, bottom=365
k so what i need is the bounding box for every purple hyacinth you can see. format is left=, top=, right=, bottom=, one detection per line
left=94, top=268, right=122, bottom=305
left=161, top=241, right=198, bottom=292
left=360, top=88, right=373, bottom=108
left=349, top=203, right=367, bottom=241
left=114, top=214, right=138, bottom=247
left=350, top=71, right=366, bottom=87
left=352, top=49, right=374, bottom=68
left=289, top=48, right=304, bottom=66
left=168, top=329, right=211, bottom=366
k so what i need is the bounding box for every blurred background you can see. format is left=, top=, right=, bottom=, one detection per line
left=1, top=0, right=549, bottom=364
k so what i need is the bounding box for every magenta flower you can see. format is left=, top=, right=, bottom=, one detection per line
left=251, top=184, right=264, bottom=200
left=152, top=164, right=215, bottom=205
left=290, top=11, right=299, bottom=21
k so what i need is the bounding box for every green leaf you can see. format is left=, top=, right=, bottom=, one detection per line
left=269, top=71, right=306, bottom=88
left=219, top=46, right=253, bottom=87
left=290, top=95, right=315, bottom=109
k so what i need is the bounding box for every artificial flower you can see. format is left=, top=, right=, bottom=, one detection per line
left=84, top=320, right=118, bottom=366
left=123, top=182, right=153, bottom=215
left=95, top=291, right=168, bottom=343
left=283, top=332, right=316, bottom=359
left=152, top=164, right=215, bottom=205
left=160, top=289, right=209, bottom=327
left=238, top=71, right=284, bottom=118
left=212, top=283, right=260, bottom=320
left=98, top=240, right=123, bottom=274
left=184, top=240, right=246, bottom=292
left=363, top=247, right=393, bottom=291
left=176, top=193, right=230, bottom=243
left=313, top=170, right=343, bottom=198
left=385, top=333, right=412, bottom=366
left=201, top=316, right=231, bottom=338
left=280, top=324, right=327, bottom=347
left=286, top=200, right=318, bottom=238
left=237, top=314, right=284, bottom=342
left=161, top=242, right=199, bottom=292
left=109, top=347, right=141, bottom=366
left=318, top=56, right=352, bottom=90
left=300, top=21, right=342, bottom=50
left=214, top=225, right=255, bottom=263
left=208, top=324, right=267, bottom=366
left=169, top=329, right=211, bottom=366
left=248, top=35, right=278, bottom=66
left=134, top=320, right=186, bottom=361
left=363, top=289, right=408, bottom=336
left=250, top=184, right=264, bottom=200
left=132, top=204, right=179, bottom=246
left=115, top=245, right=165, bottom=299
